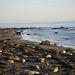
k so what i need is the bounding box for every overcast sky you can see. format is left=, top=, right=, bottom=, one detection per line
left=0, top=0, right=75, bottom=23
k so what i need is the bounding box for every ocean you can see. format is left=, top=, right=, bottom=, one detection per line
left=0, top=21, right=75, bottom=49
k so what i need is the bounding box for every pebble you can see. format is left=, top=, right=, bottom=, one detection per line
left=8, top=60, right=14, bottom=64
left=15, top=56, right=20, bottom=61
left=35, top=65, right=40, bottom=70
left=62, top=50, right=66, bottom=54
left=30, top=71, right=40, bottom=75
left=70, top=53, right=73, bottom=56
left=22, top=58, right=26, bottom=63
left=0, top=50, right=2, bottom=53
left=46, top=54, right=52, bottom=58
left=40, top=58, right=45, bottom=63
left=53, top=67, right=59, bottom=73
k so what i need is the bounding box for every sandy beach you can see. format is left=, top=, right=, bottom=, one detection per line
left=0, top=28, right=75, bottom=75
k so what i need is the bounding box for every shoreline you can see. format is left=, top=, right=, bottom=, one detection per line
left=0, top=28, right=75, bottom=51
left=0, top=28, right=74, bottom=50
left=0, top=27, right=75, bottom=49
left=0, top=28, right=75, bottom=75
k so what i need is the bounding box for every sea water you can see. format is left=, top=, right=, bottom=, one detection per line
left=0, top=21, right=75, bottom=49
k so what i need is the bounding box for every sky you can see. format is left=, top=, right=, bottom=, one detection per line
left=0, top=0, right=75, bottom=23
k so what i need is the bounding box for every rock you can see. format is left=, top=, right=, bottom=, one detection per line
left=1, top=55, right=8, bottom=60
left=14, top=56, right=20, bottom=61
left=66, top=50, right=73, bottom=55
left=53, top=67, right=59, bottom=73
left=60, top=26, right=65, bottom=29
left=27, top=34, right=31, bottom=35
left=15, top=31, right=21, bottom=36
left=40, top=58, right=45, bottom=63
left=0, top=50, right=2, bottom=53
left=32, top=46, right=36, bottom=49
left=22, top=58, right=26, bottom=63
left=62, top=50, right=66, bottom=54
left=28, top=65, right=39, bottom=70
left=46, top=54, right=52, bottom=58
left=35, top=65, right=40, bottom=70
left=70, top=53, right=73, bottom=56
left=30, top=71, right=40, bottom=75
left=39, top=40, right=50, bottom=45
left=52, top=26, right=68, bottom=30
left=16, top=44, right=20, bottom=48
left=8, top=56, right=13, bottom=60
left=23, top=55, right=28, bottom=58
left=54, top=32, right=58, bottom=34
left=53, top=43, right=57, bottom=46
left=62, top=49, right=73, bottom=55
left=3, top=40, right=7, bottom=44
left=8, top=60, right=14, bottom=64
left=0, top=60, right=6, bottom=65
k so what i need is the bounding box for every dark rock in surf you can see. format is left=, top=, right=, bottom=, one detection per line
left=15, top=31, right=21, bottom=36
left=52, top=26, right=68, bottom=30
left=54, top=32, right=58, bottom=34
left=27, top=34, right=31, bottom=35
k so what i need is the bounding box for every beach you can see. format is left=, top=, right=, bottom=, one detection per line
left=0, top=28, right=75, bottom=75
left=1, top=23, right=75, bottom=49
left=0, top=0, right=75, bottom=74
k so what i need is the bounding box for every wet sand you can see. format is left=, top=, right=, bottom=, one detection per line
left=0, top=28, right=75, bottom=75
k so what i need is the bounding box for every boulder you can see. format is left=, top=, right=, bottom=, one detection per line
left=15, top=31, right=21, bottom=36
left=39, top=40, right=50, bottom=45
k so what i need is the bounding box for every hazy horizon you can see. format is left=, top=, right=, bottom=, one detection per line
left=0, top=0, right=75, bottom=23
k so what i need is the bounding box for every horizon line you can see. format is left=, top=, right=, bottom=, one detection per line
left=0, top=20, right=75, bottom=24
